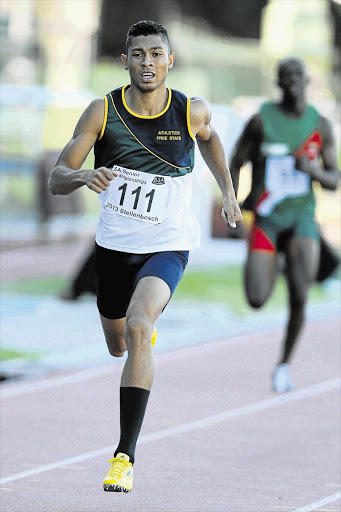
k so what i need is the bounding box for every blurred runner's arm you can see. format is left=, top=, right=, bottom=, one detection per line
left=295, top=117, right=340, bottom=190
left=229, top=114, right=263, bottom=195
left=190, top=96, right=243, bottom=228
left=48, top=98, right=118, bottom=195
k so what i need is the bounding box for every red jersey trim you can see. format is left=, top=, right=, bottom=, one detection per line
left=294, top=130, right=323, bottom=160
left=249, top=224, right=276, bottom=253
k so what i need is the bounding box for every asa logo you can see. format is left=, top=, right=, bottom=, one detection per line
left=152, top=176, right=165, bottom=185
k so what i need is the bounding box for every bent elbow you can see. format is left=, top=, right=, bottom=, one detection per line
left=331, top=171, right=341, bottom=190
left=47, top=176, right=56, bottom=195
left=47, top=171, right=60, bottom=195
left=324, top=179, right=339, bottom=191
left=47, top=182, right=56, bottom=195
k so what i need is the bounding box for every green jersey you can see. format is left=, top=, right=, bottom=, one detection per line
left=243, top=101, right=323, bottom=216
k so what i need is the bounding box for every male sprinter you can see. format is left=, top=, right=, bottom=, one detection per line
left=48, top=20, right=242, bottom=492
left=230, top=57, right=340, bottom=393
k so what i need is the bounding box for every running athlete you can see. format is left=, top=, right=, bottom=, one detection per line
left=230, top=57, right=340, bottom=393
left=48, top=20, right=242, bottom=493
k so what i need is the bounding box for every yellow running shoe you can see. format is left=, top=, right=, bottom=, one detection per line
left=151, top=327, right=157, bottom=347
left=103, top=453, right=133, bottom=493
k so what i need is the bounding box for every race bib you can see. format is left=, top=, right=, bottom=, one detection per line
left=104, top=165, right=170, bottom=224
left=257, top=156, right=310, bottom=216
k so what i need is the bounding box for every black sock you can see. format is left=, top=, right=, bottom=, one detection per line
left=114, top=386, right=150, bottom=464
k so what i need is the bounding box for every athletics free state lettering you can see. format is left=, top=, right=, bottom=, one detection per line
left=156, top=130, right=181, bottom=141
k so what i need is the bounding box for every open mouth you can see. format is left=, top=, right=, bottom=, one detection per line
left=140, top=72, right=155, bottom=81
left=288, top=83, right=302, bottom=92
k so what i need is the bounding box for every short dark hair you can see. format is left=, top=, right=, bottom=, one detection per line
left=125, top=20, right=170, bottom=54
left=277, top=57, right=308, bottom=80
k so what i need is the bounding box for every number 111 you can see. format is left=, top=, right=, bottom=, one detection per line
left=118, top=183, right=155, bottom=212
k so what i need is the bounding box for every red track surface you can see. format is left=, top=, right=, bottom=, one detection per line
left=1, top=317, right=340, bottom=512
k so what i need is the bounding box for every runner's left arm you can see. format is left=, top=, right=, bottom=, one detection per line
left=190, top=96, right=243, bottom=228
left=295, top=116, right=340, bottom=190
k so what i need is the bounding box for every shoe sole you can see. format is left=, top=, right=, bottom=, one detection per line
left=103, top=484, right=131, bottom=493
left=273, top=386, right=293, bottom=393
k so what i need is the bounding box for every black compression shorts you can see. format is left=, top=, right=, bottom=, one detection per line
left=95, top=243, right=189, bottom=319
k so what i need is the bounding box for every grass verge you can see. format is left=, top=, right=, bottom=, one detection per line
left=174, top=264, right=331, bottom=315
left=1, top=265, right=334, bottom=317
left=0, top=347, right=40, bottom=362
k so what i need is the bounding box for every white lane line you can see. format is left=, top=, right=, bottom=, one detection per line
left=2, top=315, right=339, bottom=399
left=0, top=333, right=265, bottom=399
left=293, top=491, right=341, bottom=511
left=1, top=377, right=339, bottom=485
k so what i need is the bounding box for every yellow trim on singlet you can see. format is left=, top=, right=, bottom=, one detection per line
left=98, top=96, right=108, bottom=141
left=109, top=92, right=191, bottom=170
left=122, top=85, right=172, bottom=118
left=187, top=98, right=195, bottom=141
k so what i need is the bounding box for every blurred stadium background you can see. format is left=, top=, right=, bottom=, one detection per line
left=0, top=0, right=340, bottom=377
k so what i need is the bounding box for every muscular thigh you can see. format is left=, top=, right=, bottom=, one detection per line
left=244, top=250, right=277, bottom=307
left=97, top=247, right=188, bottom=353
left=96, top=245, right=188, bottom=320
left=285, top=236, right=320, bottom=295
left=246, top=219, right=278, bottom=307
left=127, top=276, right=171, bottom=325
left=122, top=276, right=172, bottom=354
left=100, top=314, right=126, bottom=356
left=127, top=250, right=189, bottom=324
left=95, top=244, right=136, bottom=320
left=100, top=278, right=168, bottom=356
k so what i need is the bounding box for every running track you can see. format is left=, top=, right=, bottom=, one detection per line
left=1, top=316, right=340, bottom=512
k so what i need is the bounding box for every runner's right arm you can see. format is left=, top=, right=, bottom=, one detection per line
left=189, top=96, right=243, bottom=228
left=229, top=114, right=263, bottom=195
left=48, top=98, right=118, bottom=195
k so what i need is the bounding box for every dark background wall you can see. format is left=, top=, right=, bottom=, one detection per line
left=97, top=0, right=268, bottom=59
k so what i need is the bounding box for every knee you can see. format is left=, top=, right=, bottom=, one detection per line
left=106, top=333, right=127, bottom=358
left=244, top=275, right=271, bottom=310
left=109, top=348, right=126, bottom=358
left=245, top=287, right=267, bottom=309
left=247, top=296, right=265, bottom=309
left=125, top=315, right=153, bottom=349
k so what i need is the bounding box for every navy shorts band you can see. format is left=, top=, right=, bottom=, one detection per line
left=95, top=243, right=189, bottom=320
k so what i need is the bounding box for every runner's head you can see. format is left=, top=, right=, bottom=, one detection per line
left=125, top=20, right=171, bottom=55
left=122, top=20, right=174, bottom=93
left=276, top=57, right=310, bottom=99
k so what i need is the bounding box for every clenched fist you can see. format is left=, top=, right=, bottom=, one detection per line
left=85, top=167, right=119, bottom=194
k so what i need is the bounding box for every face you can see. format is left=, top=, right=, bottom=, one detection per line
left=121, top=34, right=175, bottom=93
left=277, top=59, right=309, bottom=99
